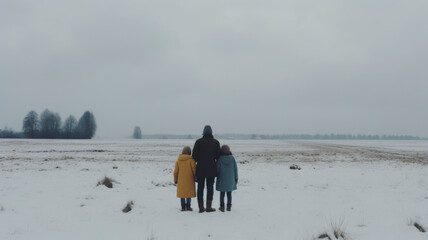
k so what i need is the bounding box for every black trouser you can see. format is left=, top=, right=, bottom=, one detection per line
left=197, top=177, right=215, bottom=201
left=220, top=192, right=232, bottom=206
left=180, top=198, right=191, bottom=205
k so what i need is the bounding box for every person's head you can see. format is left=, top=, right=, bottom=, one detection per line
left=202, top=125, right=213, bottom=137
left=221, top=145, right=232, bottom=155
left=182, top=146, right=191, bottom=155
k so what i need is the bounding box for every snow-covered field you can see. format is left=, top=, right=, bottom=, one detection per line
left=1, top=139, right=428, bottom=240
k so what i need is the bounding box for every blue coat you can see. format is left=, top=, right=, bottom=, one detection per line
left=216, top=155, right=238, bottom=192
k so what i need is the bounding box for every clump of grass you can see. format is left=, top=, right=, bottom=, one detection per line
left=122, top=201, right=134, bottom=213
left=333, top=229, right=346, bottom=239
left=151, top=181, right=174, bottom=187
left=331, top=219, right=348, bottom=240
left=97, top=177, right=116, bottom=188
left=318, top=233, right=331, bottom=240
left=414, top=222, right=426, bottom=232
left=408, top=219, right=426, bottom=233
left=315, top=218, right=349, bottom=240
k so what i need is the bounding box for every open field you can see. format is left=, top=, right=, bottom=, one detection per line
left=1, top=139, right=428, bottom=240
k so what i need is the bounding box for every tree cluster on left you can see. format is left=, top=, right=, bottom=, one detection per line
left=0, top=109, right=97, bottom=139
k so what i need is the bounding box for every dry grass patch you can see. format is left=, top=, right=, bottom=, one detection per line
left=315, top=219, right=350, bottom=240
left=112, top=158, right=140, bottom=162
left=408, top=219, right=426, bottom=233
left=122, top=201, right=134, bottom=213
left=239, top=160, right=250, bottom=164
left=151, top=181, right=174, bottom=187
left=401, top=157, right=428, bottom=165
left=97, top=177, right=117, bottom=188
left=414, top=222, right=426, bottom=232
left=331, top=219, right=349, bottom=239
left=82, top=157, right=96, bottom=161
left=317, top=233, right=331, bottom=240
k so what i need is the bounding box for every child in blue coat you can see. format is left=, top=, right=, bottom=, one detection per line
left=216, top=145, right=238, bottom=212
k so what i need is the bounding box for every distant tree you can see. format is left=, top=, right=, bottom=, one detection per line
left=76, top=111, right=97, bottom=139
left=40, top=109, right=61, bottom=138
left=133, top=126, right=142, bottom=139
left=62, top=115, right=77, bottom=138
left=0, top=127, right=22, bottom=138
left=22, top=110, right=39, bottom=138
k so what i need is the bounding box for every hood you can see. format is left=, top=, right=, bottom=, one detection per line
left=203, top=125, right=212, bottom=135
left=178, top=154, right=194, bottom=162
left=218, top=155, right=234, bottom=166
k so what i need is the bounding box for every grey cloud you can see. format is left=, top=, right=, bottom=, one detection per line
left=1, top=0, right=427, bottom=137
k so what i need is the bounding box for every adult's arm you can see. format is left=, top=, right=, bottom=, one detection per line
left=192, top=140, right=199, bottom=162
left=191, top=159, right=197, bottom=180
left=215, top=140, right=221, bottom=161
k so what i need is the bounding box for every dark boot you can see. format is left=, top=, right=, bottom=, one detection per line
left=226, top=204, right=232, bottom=211
left=219, top=205, right=225, bottom=212
left=206, top=200, right=216, bottom=212
left=198, top=200, right=205, bottom=213
left=181, top=203, right=186, bottom=211
left=186, top=203, right=193, bottom=211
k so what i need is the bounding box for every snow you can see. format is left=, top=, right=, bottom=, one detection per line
left=1, top=139, right=428, bottom=240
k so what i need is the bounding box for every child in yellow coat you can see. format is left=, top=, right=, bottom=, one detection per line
left=174, top=146, right=197, bottom=211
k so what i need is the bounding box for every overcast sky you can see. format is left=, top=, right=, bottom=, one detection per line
left=1, top=0, right=427, bottom=137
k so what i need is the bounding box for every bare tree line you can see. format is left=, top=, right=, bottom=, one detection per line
left=0, top=109, right=96, bottom=139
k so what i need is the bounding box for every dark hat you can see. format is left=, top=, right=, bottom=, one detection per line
left=221, top=145, right=232, bottom=155
left=203, top=125, right=213, bottom=135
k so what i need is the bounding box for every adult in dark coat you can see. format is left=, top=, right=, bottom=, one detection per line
left=192, top=125, right=220, bottom=213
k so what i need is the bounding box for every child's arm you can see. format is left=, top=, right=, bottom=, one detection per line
left=234, top=157, right=238, bottom=184
left=173, top=162, right=179, bottom=184
left=215, top=141, right=221, bottom=162
left=191, top=159, right=197, bottom=181
left=216, top=160, right=221, bottom=178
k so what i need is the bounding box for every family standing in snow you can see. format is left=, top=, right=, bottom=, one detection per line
left=173, top=125, right=238, bottom=213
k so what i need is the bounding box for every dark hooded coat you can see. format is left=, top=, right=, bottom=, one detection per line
left=192, top=135, right=220, bottom=178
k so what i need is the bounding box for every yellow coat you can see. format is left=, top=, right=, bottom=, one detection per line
left=173, top=154, right=196, bottom=198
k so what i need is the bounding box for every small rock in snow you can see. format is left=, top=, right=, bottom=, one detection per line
left=289, top=164, right=301, bottom=170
